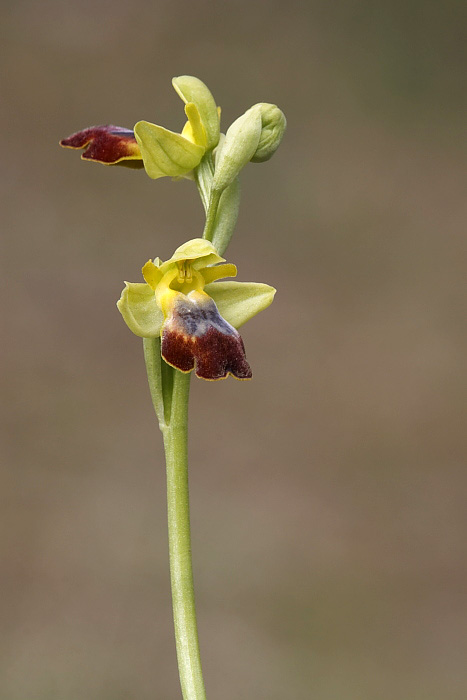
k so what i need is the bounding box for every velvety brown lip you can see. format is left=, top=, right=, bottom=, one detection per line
left=60, top=125, right=143, bottom=167
left=161, top=294, right=252, bottom=381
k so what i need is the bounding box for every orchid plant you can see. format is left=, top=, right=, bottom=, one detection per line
left=61, top=75, right=286, bottom=700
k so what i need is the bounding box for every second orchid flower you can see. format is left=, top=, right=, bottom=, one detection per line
left=60, top=75, right=285, bottom=188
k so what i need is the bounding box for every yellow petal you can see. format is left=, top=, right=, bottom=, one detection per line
left=172, top=75, right=220, bottom=150
left=184, top=103, right=207, bottom=148
left=142, top=260, right=163, bottom=290
left=200, top=263, right=237, bottom=284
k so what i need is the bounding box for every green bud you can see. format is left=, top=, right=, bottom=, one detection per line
left=172, top=75, right=220, bottom=151
left=250, top=103, right=286, bottom=163
left=212, top=105, right=262, bottom=193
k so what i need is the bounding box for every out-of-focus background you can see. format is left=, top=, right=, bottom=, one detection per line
left=1, top=1, right=466, bottom=698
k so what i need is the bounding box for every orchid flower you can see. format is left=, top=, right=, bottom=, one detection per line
left=60, top=76, right=220, bottom=179
left=118, top=238, right=275, bottom=380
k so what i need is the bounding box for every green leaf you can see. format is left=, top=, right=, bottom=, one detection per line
left=117, top=282, right=163, bottom=337
left=134, top=121, right=204, bottom=179
left=206, top=281, right=276, bottom=329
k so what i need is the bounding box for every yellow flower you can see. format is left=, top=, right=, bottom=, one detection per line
left=117, top=239, right=275, bottom=380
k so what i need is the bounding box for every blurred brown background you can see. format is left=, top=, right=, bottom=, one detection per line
left=1, top=1, right=466, bottom=698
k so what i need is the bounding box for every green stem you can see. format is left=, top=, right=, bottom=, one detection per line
left=145, top=353, right=206, bottom=700
left=202, top=188, right=222, bottom=243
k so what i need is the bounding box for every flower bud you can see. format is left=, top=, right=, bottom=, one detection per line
left=250, top=103, right=286, bottom=163
left=211, top=105, right=262, bottom=192
left=172, top=75, right=220, bottom=150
